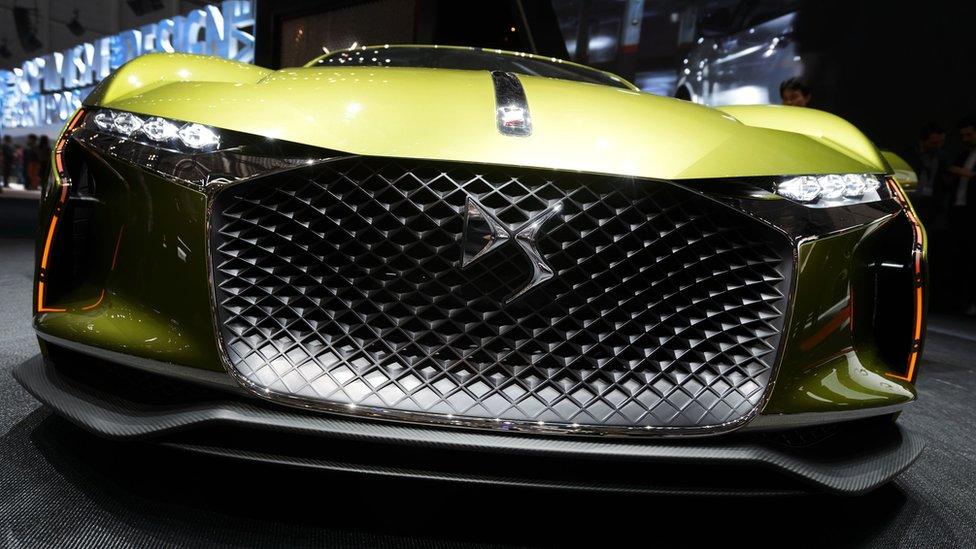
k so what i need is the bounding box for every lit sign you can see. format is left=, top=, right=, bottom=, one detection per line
left=0, top=0, right=254, bottom=131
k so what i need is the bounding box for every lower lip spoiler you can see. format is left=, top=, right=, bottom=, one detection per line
left=14, top=353, right=924, bottom=496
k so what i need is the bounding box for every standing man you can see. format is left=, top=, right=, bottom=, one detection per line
left=12, top=144, right=23, bottom=186
left=949, top=116, right=976, bottom=315
left=950, top=116, right=976, bottom=206
left=907, top=122, right=950, bottom=226
left=907, top=122, right=952, bottom=311
left=1, top=135, right=13, bottom=191
left=780, top=77, right=812, bottom=107
left=23, top=134, right=39, bottom=190
left=37, top=135, right=52, bottom=194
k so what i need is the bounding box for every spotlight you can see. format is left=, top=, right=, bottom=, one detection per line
left=67, top=10, right=85, bottom=36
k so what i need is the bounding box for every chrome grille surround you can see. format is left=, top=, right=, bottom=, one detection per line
left=209, top=158, right=794, bottom=436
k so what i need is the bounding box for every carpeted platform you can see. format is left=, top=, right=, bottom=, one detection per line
left=0, top=237, right=974, bottom=548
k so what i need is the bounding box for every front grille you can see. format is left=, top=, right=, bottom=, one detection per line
left=210, top=158, right=793, bottom=434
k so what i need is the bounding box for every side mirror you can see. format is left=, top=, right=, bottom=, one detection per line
left=880, top=150, right=918, bottom=191
left=698, top=8, right=733, bottom=38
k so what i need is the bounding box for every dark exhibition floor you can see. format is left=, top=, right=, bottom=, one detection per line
left=1, top=236, right=974, bottom=548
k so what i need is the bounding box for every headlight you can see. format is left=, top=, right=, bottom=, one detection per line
left=775, top=174, right=888, bottom=207
left=85, top=108, right=221, bottom=152
left=73, top=107, right=333, bottom=190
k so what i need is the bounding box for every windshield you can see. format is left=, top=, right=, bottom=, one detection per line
left=311, top=46, right=631, bottom=90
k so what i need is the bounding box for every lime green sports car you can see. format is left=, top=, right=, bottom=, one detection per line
left=16, top=45, right=927, bottom=495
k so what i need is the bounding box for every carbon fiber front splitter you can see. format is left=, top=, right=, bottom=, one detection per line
left=14, top=354, right=924, bottom=496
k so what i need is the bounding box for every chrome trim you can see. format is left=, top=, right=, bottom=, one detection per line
left=460, top=196, right=507, bottom=266
left=35, top=330, right=243, bottom=394
left=491, top=71, right=532, bottom=137
left=460, top=195, right=562, bottom=302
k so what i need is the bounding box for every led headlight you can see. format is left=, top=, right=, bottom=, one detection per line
left=142, top=117, right=180, bottom=141
left=73, top=107, right=327, bottom=190
left=177, top=123, right=221, bottom=150
left=84, top=109, right=221, bottom=152
left=775, top=174, right=887, bottom=207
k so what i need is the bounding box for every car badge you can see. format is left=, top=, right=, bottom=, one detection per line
left=461, top=196, right=561, bottom=301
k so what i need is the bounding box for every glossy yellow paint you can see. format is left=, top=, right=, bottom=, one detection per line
left=764, top=350, right=915, bottom=414
left=715, top=104, right=888, bottom=170
left=86, top=52, right=889, bottom=181
left=880, top=150, right=919, bottom=190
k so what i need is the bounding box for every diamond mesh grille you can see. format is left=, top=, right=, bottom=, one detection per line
left=210, top=158, right=793, bottom=433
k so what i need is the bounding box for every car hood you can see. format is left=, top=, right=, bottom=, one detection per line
left=96, top=66, right=884, bottom=180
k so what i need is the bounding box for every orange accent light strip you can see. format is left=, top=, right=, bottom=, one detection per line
left=40, top=215, right=59, bottom=270
left=111, top=226, right=125, bottom=271
left=36, top=213, right=62, bottom=313
left=65, top=108, right=85, bottom=132
left=81, top=289, right=107, bottom=311
left=53, top=109, right=83, bottom=175
left=36, top=109, right=87, bottom=314
left=914, top=286, right=923, bottom=340
left=885, top=177, right=924, bottom=382
left=77, top=226, right=125, bottom=311
left=36, top=283, right=65, bottom=313
left=798, top=299, right=852, bottom=353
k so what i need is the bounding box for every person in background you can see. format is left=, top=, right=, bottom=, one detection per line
left=1, top=135, right=13, bottom=191
left=12, top=144, right=23, bottom=186
left=948, top=116, right=976, bottom=315
left=907, top=122, right=953, bottom=312
left=906, top=122, right=950, bottom=226
left=23, top=134, right=39, bottom=190
left=37, top=135, right=52, bottom=194
left=949, top=116, right=976, bottom=203
left=780, top=77, right=813, bottom=107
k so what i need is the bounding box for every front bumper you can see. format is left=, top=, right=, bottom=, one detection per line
left=15, top=343, right=924, bottom=496
left=33, top=119, right=925, bottom=454
left=37, top=127, right=923, bottom=436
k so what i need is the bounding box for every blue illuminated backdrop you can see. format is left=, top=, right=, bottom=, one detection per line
left=0, top=0, right=254, bottom=132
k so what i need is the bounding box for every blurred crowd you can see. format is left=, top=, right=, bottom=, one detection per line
left=0, top=134, right=53, bottom=193
left=903, top=117, right=976, bottom=316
